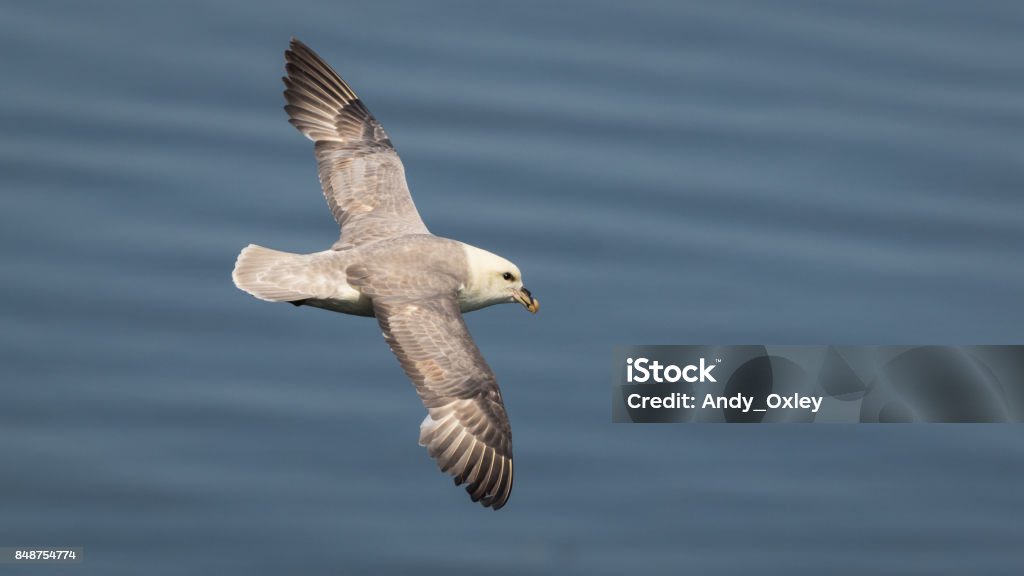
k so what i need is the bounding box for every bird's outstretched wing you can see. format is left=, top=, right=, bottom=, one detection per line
left=371, top=294, right=514, bottom=510
left=283, top=39, right=429, bottom=250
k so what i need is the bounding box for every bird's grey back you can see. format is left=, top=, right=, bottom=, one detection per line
left=347, top=235, right=468, bottom=300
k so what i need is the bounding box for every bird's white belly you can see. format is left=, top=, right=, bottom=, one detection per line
left=303, top=283, right=375, bottom=317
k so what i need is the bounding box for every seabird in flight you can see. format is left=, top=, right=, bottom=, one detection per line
left=232, top=39, right=538, bottom=510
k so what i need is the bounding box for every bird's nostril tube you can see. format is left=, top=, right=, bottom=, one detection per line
left=521, top=287, right=532, bottom=299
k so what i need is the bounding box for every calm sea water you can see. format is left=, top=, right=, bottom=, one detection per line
left=2, top=1, right=1023, bottom=574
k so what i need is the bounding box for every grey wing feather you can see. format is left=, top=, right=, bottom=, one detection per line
left=372, top=294, right=514, bottom=510
left=284, top=39, right=429, bottom=249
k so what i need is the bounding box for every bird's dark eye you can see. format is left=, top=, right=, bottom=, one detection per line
left=502, top=272, right=513, bottom=281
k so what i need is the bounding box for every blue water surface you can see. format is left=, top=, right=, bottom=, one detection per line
left=2, top=1, right=1023, bottom=574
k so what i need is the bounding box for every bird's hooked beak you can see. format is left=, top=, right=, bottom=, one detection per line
left=513, top=287, right=539, bottom=314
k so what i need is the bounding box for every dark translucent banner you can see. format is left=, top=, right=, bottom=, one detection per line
left=612, top=346, right=1024, bottom=423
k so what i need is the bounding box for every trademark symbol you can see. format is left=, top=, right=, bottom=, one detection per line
left=715, top=358, right=722, bottom=363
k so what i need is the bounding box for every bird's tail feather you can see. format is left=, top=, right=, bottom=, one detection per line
left=232, top=244, right=311, bottom=303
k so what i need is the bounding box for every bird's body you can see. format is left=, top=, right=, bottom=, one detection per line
left=231, top=39, right=537, bottom=510
left=234, top=236, right=523, bottom=317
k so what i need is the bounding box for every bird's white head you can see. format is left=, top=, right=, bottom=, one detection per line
left=460, top=244, right=539, bottom=314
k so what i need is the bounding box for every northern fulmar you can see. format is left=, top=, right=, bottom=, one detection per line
left=232, top=39, right=538, bottom=510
